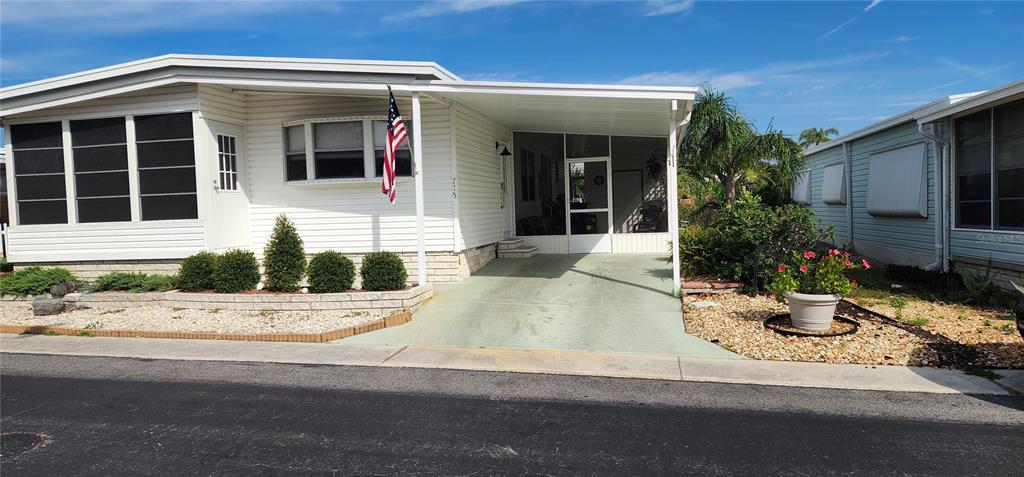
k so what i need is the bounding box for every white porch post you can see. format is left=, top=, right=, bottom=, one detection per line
left=411, top=92, right=427, bottom=286
left=668, top=100, right=681, bottom=293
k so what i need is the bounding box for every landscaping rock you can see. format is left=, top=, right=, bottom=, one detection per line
left=49, top=281, right=80, bottom=298
left=689, top=300, right=721, bottom=308
left=32, top=296, right=65, bottom=316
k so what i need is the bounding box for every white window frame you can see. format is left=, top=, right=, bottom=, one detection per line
left=283, top=116, right=416, bottom=185
left=371, top=119, right=413, bottom=178
left=217, top=133, right=239, bottom=192
left=952, top=99, right=1024, bottom=233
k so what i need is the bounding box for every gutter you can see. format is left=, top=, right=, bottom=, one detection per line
left=918, top=122, right=947, bottom=272
left=843, top=142, right=854, bottom=251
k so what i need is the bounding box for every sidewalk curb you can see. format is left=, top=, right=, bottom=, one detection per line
left=0, top=334, right=1015, bottom=396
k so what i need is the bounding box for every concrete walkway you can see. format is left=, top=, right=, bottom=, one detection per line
left=1, top=334, right=1016, bottom=396
left=341, top=254, right=736, bottom=358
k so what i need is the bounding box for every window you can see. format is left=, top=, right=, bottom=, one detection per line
left=956, top=99, right=1024, bottom=231
left=70, top=117, right=131, bottom=223
left=866, top=143, right=928, bottom=218
left=821, top=163, right=847, bottom=205
left=284, top=125, right=306, bottom=181
left=314, top=121, right=364, bottom=179
left=372, top=120, right=412, bottom=177
left=217, top=134, right=239, bottom=191
left=10, top=122, right=67, bottom=225
left=135, top=113, right=197, bottom=220
left=792, top=170, right=811, bottom=205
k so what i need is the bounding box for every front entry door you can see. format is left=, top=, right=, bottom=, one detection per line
left=566, top=158, right=612, bottom=253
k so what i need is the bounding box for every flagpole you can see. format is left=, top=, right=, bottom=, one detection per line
left=411, top=91, right=427, bottom=287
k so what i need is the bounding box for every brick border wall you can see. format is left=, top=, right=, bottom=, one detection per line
left=0, top=310, right=412, bottom=343
left=63, top=284, right=432, bottom=316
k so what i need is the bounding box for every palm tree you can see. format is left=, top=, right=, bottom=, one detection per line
left=680, top=86, right=805, bottom=204
left=798, top=127, right=839, bottom=148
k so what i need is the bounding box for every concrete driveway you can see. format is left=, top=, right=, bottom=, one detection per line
left=340, top=254, right=737, bottom=357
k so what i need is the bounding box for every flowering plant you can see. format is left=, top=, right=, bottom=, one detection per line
left=767, top=249, right=869, bottom=302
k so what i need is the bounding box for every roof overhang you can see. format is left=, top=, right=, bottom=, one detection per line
left=0, top=54, right=696, bottom=138
left=916, top=80, right=1024, bottom=124
left=803, top=91, right=984, bottom=155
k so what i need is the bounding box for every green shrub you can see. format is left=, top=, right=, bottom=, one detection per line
left=0, top=267, right=79, bottom=296
left=0, top=258, right=14, bottom=273
left=263, top=214, right=306, bottom=292
left=213, top=249, right=260, bottom=293
left=679, top=192, right=830, bottom=292
left=307, top=251, right=355, bottom=293
left=178, top=252, right=218, bottom=291
left=360, top=252, right=408, bottom=291
left=92, top=272, right=178, bottom=292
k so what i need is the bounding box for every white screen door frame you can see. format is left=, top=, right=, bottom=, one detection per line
left=565, top=156, right=613, bottom=253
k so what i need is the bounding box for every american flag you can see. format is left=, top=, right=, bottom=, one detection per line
left=382, top=88, right=409, bottom=204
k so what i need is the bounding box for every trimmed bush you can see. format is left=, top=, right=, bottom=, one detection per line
left=263, top=214, right=306, bottom=292
left=92, top=272, right=178, bottom=293
left=178, top=252, right=218, bottom=291
left=213, top=249, right=260, bottom=293
left=0, top=267, right=78, bottom=296
left=0, top=258, right=14, bottom=273
left=360, top=252, right=408, bottom=291
left=307, top=251, right=355, bottom=293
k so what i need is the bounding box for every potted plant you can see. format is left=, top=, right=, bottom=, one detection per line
left=768, top=250, right=869, bottom=331
left=1012, top=282, right=1024, bottom=340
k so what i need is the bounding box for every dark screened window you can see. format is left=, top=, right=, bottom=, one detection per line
left=372, top=120, right=412, bottom=177
left=10, top=122, right=67, bottom=225
left=313, top=121, right=364, bottom=179
left=956, top=99, right=1024, bottom=231
left=284, top=125, right=306, bottom=181
left=134, top=113, right=197, bottom=220
left=71, top=117, right=131, bottom=223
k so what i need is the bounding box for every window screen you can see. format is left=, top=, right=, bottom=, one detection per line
left=372, top=120, right=412, bottom=177
left=566, top=134, right=609, bottom=158
left=956, top=110, right=992, bottom=228
left=10, top=122, right=67, bottom=224
left=313, top=121, right=364, bottom=179
left=218, top=134, right=239, bottom=191
left=994, top=100, right=1024, bottom=230
left=284, top=125, right=306, bottom=181
left=71, top=117, right=131, bottom=223
left=134, top=113, right=197, bottom=220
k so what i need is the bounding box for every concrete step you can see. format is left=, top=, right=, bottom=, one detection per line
left=497, top=238, right=526, bottom=250
left=498, top=246, right=538, bottom=258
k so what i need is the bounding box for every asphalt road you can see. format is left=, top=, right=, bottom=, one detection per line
left=2, top=354, right=1022, bottom=476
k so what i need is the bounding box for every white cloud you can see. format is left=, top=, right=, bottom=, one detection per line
left=381, top=0, right=525, bottom=22
left=864, top=0, right=883, bottom=12
left=819, top=0, right=884, bottom=41
left=621, top=53, right=888, bottom=90
left=644, top=0, right=695, bottom=17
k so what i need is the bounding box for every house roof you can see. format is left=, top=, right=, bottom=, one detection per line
left=0, top=54, right=697, bottom=128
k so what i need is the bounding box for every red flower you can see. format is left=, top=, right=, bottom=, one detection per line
left=851, top=279, right=859, bottom=288
left=799, top=265, right=809, bottom=274
left=803, top=251, right=816, bottom=259
left=861, top=259, right=872, bottom=269
left=829, top=249, right=841, bottom=257
left=844, top=259, right=853, bottom=267
left=777, top=265, right=786, bottom=273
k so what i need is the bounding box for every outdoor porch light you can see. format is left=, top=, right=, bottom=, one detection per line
left=496, top=141, right=511, bottom=157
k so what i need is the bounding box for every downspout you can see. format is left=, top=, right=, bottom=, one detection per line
left=918, top=122, right=946, bottom=271
left=842, top=142, right=854, bottom=251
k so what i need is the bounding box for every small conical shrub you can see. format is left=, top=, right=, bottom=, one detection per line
left=263, top=214, right=306, bottom=292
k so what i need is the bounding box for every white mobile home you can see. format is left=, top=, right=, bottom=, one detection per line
left=0, top=55, right=693, bottom=286
left=800, top=80, right=1024, bottom=287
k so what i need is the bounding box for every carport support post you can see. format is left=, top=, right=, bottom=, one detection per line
left=668, top=100, right=681, bottom=294
left=412, top=92, right=427, bottom=287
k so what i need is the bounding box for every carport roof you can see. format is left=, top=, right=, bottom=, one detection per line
left=0, top=54, right=696, bottom=136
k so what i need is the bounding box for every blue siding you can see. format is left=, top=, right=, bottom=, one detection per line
left=804, top=147, right=848, bottom=246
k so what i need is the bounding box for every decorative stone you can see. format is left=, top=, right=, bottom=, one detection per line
left=32, top=296, right=65, bottom=316
left=689, top=300, right=721, bottom=308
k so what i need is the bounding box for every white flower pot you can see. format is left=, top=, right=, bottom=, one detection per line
left=785, top=292, right=841, bottom=331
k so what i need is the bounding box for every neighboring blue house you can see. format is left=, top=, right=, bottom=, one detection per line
left=800, top=80, right=1024, bottom=288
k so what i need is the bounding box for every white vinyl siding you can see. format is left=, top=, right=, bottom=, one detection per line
left=244, top=94, right=456, bottom=254
left=6, top=84, right=199, bottom=123
left=453, top=103, right=512, bottom=250
left=6, top=220, right=205, bottom=262
left=198, top=84, right=245, bottom=125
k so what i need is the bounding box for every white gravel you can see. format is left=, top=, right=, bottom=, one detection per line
left=0, top=302, right=379, bottom=334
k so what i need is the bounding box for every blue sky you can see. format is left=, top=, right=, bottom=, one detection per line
left=1, top=0, right=1021, bottom=139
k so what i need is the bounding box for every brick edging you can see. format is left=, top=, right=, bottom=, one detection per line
left=0, top=310, right=412, bottom=343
